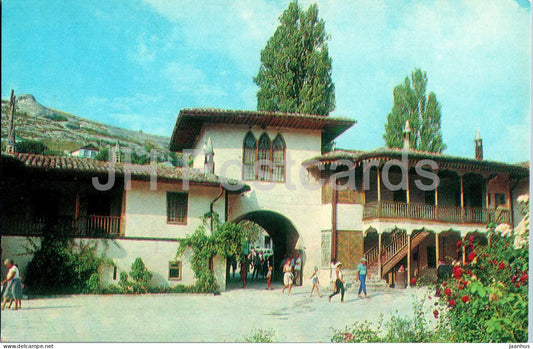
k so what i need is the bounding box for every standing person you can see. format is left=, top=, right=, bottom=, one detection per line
left=253, top=251, right=261, bottom=280
left=240, top=254, right=249, bottom=288
left=329, top=258, right=337, bottom=287
left=265, top=265, right=274, bottom=290
left=356, top=257, right=369, bottom=298
left=309, top=266, right=322, bottom=298
left=1, top=259, right=22, bottom=310
left=294, top=253, right=302, bottom=286
left=231, top=255, right=238, bottom=279
left=281, top=259, right=293, bottom=295
left=328, top=262, right=345, bottom=303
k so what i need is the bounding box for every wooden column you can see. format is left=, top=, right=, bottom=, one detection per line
left=406, top=170, right=410, bottom=204
left=435, top=233, right=440, bottom=268
left=462, top=237, right=466, bottom=265
left=435, top=184, right=439, bottom=220
left=378, top=232, right=382, bottom=278
left=407, top=233, right=412, bottom=286
left=361, top=168, right=366, bottom=204
left=377, top=167, right=381, bottom=202
left=485, top=178, right=490, bottom=208
left=460, top=175, right=465, bottom=222
left=332, top=182, right=338, bottom=260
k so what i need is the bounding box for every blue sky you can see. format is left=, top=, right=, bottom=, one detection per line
left=2, top=0, right=530, bottom=163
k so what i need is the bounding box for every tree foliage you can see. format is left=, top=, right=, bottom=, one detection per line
left=254, top=1, right=335, bottom=116
left=384, top=69, right=446, bottom=153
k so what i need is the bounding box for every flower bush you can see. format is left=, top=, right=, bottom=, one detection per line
left=433, top=195, right=529, bottom=342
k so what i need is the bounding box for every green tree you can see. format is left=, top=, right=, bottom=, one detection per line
left=384, top=69, right=446, bottom=153
left=254, top=1, right=335, bottom=116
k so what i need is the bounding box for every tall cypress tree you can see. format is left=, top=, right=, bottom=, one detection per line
left=254, top=2, right=335, bottom=116
left=384, top=69, right=446, bottom=153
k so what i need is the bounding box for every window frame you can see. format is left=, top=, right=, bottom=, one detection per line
left=168, top=261, right=182, bottom=281
left=242, top=131, right=286, bottom=183
left=167, top=192, right=188, bottom=225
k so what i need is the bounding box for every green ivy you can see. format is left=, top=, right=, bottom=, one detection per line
left=177, top=212, right=246, bottom=293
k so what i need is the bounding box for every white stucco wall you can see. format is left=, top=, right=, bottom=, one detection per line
left=124, top=180, right=225, bottom=239
left=1, top=236, right=227, bottom=291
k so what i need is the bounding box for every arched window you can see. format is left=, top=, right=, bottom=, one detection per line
left=272, top=134, right=286, bottom=182
left=243, top=131, right=257, bottom=180
left=257, top=133, right=272, bottom=181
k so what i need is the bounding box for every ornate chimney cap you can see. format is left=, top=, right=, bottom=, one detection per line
left=403, top=120, right=412, bottom=134
left=202, top=137, right=214, bottom=155
left=475, top=128, right=481, bottom=140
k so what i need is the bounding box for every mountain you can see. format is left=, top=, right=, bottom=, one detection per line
left=1, top=94, right=170, bottom=157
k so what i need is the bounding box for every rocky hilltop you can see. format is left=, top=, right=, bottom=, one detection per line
left=1, top=94, right=170, bottom=157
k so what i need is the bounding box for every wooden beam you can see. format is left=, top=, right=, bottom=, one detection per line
left=332, top=181, right=338, bottom=260
left=407, top=233, right=412, bottom=286
left=377, top=167, right=381, bottom=202
left=435, top=233, right=440, bottom=268
left=378, top=232, right=382, bottom=279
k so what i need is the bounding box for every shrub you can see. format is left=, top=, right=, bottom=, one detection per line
left=16, top=139, right=48, bottom=154
left=86, top=273, right=100, bottom=294
left=116, top=258, right=153, bottom=294
left=241, top=328, right=276, bottom=343
left=43, top=113, right=68, bottom=122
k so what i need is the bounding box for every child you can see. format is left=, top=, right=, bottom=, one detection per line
left=265, top=265, right=274, bottom=290
left=309, top=266, right=322, bottom=297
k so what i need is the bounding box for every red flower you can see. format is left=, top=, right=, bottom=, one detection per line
left=498, top=262, right=505, bottom=270
left=516, top=282, right=520, bottom=288
left=468, top=236, right=474, bottom=244
left=453, top=266, right=463, bottom=279
left=512, top=275, right=518, bottom=282
left=458, top=284, right=464, bottom=290
left=411, top=278, right=417, bottom=285
left=461, top=295, right=469, bottom=303
left=456, top=241, right=462, bottom=248
left=449, top=299, right=456, bottom=307
left=433, top=310, right=439, bottom=318
left=466, top=269, right=473, bottom=277
left=520, top=273, right=528, bottom=283
left=468, top=252, right=476, bottom=262
left=444, top=288, right=452, bottom=296
left=443, top=281, right=447, bottom=287
left=436, top=289, right=442, bottom=297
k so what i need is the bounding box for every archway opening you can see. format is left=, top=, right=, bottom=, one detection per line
left=228, top=210, right=300, bottom=289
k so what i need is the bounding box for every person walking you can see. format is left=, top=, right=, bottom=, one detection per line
left=1, top=259, right=22, bottom=310
left=265, top=265, right=274, bottom=290
left=328, top=262, right=345, bottom=302
left=309, top=266, right=322, bottom=298
left=356, top=257, right=369, bottom=298
left=281, top=259, right=293, bottom=295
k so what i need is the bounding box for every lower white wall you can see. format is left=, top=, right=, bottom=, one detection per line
left=1, top=236, right=227, bottom=292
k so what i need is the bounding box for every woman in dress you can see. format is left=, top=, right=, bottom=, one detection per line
left=281, top=259, right=293, bottom=295
left=1, top=258, right=22, bottom=310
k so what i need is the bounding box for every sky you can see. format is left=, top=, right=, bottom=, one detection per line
left=1, top=0, right=531, bottom=163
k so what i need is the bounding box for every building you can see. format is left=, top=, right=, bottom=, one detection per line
left=69, top=144, right=100, bottom=159
left=1, top=108, right=529, bottom=290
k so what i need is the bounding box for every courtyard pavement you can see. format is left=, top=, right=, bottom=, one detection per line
left=1, top=281, right=434, bottom=343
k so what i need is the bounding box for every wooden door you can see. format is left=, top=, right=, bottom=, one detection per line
left=337, top=231, right=363, bottom=269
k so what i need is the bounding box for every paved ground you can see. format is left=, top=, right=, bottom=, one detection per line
left=1, top=281, right=434, bottom=343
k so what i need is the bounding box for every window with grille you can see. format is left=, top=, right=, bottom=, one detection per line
left=169, top=261, right=182, bottom=280
left=272, top=134, right=285, bottom=182
left=242, top=132, right=285, bottom=182
left=243, top=131, right=257, bottom=180
left=321, top=231, right=331, bottom=268
left=167, top=192, right=188, bottom=224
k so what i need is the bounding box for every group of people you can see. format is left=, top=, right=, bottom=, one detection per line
left=326, top=257, right=369, bottom=303
left=1, top=258, right=22, bottom=310
left=233, top=249, right=274, bottom=288
left=280, top=253, right=302, bottom=295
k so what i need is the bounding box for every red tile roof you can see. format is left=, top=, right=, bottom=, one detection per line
left=303, top=148, right=530, bottom=177
left=1, top=153, right=249, bottom=193
left=169, top=108, right=356, bottom=151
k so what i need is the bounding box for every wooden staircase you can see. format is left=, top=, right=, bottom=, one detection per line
left=365, top=230, right=430, bottom=279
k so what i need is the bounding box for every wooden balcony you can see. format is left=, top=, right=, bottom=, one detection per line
left=2, top=215, right=122, bottom=237
left=363, top=201, right=511, bottom=225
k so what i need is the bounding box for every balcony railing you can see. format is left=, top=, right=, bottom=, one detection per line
left=363, top=201, right=511, bottom=225
left=1, top=215, right=122, bottom=237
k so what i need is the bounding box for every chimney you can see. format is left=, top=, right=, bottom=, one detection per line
left=112, top=140, right=121, bottom=163
left=203, top=137, right=214, bottom=175
left=475, top=129, right=483, bottom=161
left=403, top=120, right=412, bottom=150
left=6, top=90, right=16, bottom=154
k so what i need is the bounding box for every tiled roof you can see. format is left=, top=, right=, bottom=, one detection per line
left=303, top=148, right=530, bottom=177
left=1, top=153, right=250, bottom=193
left=169, top=108, right=356, bottom=151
